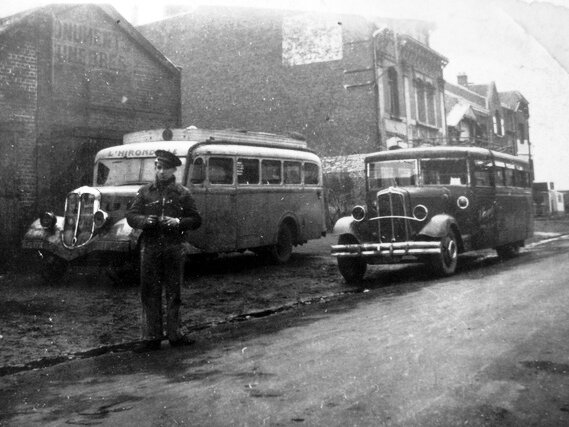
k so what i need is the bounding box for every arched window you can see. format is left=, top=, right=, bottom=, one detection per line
left=416, top=80, right=426, bottom=123
left=426, top=84, right=436, bottom=125
left=387, top=67, right=400, bottom=117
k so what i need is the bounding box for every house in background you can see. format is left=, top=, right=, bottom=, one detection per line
left=534, top=182, right=565, bottom=216
left=0, top=4, right=181, bottom=257
left=445, top=73, right=531, bottom=158
left=138, top=6, right=449, bottom=156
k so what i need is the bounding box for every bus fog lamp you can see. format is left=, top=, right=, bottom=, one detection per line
left=94, top=210, right=109, bottom=228
left=40, top=211, right=57, bottom=229
left=412, top=204, right=428, bottom=221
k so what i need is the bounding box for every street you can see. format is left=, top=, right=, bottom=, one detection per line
left=1, top=228, right=569, bottom=425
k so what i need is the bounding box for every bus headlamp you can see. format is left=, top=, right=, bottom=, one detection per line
left=40, top=211, right=57, bottom=229
left=412, top=204, right=428, bottom=221
left=352, top=205, right=367, bottom=222
left=94, top=210, right=109, bottom=228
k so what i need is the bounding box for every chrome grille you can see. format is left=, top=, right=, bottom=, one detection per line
left=62, top=190, right=98, bottom=248
left=377, top=190, right=408, bottom=243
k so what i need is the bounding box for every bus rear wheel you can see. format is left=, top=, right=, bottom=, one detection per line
left=496, top=242, right=521, bottom=259
left=429, top=231, right=458, bottom=276
left=268, top=224, right=293, bottom=264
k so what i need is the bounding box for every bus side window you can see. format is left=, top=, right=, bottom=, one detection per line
left=494, top=167, right=506, bottom=187
left=515, top=169, right=530, bottom=188
left=284, top=161, right=301, bottom=184
left=504, top=167, right=515, bottom=187
left=237, top=158, right=259, bottom=184
left=190, top=157, right=205, bottom=184
left=304, top=162, right=319, bottom=185
left=473, top=160, right=493, bottom=187
left=209, top=157, right=234, bottom=184
left=262, top=160, right=281, bottom=184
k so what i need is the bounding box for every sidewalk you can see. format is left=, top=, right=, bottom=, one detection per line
left=530, top=215, right=569, bottom=243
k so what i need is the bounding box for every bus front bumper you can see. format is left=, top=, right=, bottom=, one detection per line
left=22, top=238, right=133, bottom=262
left=331, top=241, right=442, bottom=258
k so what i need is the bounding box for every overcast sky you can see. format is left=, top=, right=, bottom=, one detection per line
left=3, top=0, right=569, bottom=188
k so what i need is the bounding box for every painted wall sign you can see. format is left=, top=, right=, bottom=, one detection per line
left=52, top=19, right=128, bottom=71
left=282, top=13, right=343, bottom=66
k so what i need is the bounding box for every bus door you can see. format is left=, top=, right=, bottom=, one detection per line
left=187, top=156, right=207, bottom=251
left=470, top=156, right=498, bottom=249
left=204, top=156, right=237, bottom=251
left=494, top=161, right=517, bottom=245
left=235, top=157, right=267, bottom=248
left=299, top=161, right=326, bottom=240
left=187, top=156, right=237, bottom=252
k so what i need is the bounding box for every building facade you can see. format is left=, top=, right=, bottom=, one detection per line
left=0, top=4, right=181, bottom=253
left=138, top=6, right=448, bottom=156
left=445, top=73, right=530, bottom=158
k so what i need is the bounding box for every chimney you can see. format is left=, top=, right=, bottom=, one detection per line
left=457, top=73, right=468, bottom=87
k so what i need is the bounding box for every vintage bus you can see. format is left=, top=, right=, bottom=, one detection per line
left=22, top=127, right=326, bottom=281
left=331, top=146, right=533, bottom=283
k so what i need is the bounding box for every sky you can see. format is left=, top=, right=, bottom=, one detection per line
left=2, top=0, right=569, bottom=189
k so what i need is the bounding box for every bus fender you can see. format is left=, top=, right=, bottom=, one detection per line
left=276, top=212, right=300, bottom=242
left=419, top=214, right=458, bottom=239
left=102, top=218, right=141, bottom=251
left=332, top=216, right=359, bottom=237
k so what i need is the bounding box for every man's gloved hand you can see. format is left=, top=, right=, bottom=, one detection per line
left=159, top=216, right=180, bottom=229
left=144, top=215, right=159, bottom=229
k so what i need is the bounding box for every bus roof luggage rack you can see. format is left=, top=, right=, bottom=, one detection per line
left=123, top=127, right=308, bottom=149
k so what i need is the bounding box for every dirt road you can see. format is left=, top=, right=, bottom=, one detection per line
left=1, top=223, right=569, bottom=425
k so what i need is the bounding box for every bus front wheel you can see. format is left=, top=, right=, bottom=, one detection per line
left=38, top=253, right=68, bottom=283
left=336, top=235, right=367, bottom=284
left=268, top=224, right=293, bottom=264
left=337, top=257, right=367, bottom=284
left=429, top=231, right=458, bottom=276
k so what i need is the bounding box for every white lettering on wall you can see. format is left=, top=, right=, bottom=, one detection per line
left=52, top=20, right=128, bottom=71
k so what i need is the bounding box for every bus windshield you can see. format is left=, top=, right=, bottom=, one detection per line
left=95, top=158, right=186, bottom=186
left=367, top=158, right=468, bottom=188
left=367, top=159, right=417, bottom=188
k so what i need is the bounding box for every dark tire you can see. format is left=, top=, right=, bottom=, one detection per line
left=268, top=224, right=293, bottom=264
left=338, top=257, right=367, bottom=284
left=100, top=252, right=140, bottom=287
left=336, top=235, right=367, bottom=284
left=429, top=231, right=458, bottom=276
left=39, top=253, right=68, bottom=283
left=496, top=242, right=521, bottom=259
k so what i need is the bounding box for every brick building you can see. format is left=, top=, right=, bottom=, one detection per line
left=0, top=4, right=181, bottom=253
left=138, top=6, right=448, bottom=156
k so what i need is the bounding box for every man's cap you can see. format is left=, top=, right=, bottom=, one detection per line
left=155, top=150, right=181, bottom=168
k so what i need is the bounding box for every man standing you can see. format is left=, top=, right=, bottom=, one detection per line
left=127, top=150, right=202, bottom=352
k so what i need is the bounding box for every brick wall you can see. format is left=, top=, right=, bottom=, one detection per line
left=0, top=5, right=182, bottom=251
left=139, top=7, right=381, bottom=157
left=0, top=25, right=39, bottom=246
